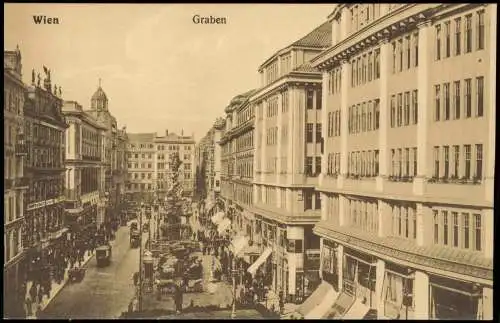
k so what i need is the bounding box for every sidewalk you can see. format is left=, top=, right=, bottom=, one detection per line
left=26, top=228, right=125, bottom=319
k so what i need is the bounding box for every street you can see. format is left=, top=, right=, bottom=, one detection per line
left=40, top=224, right=147, bottom=319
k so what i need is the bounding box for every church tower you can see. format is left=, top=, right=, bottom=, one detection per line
left=91, top=78, right=108, bottom=112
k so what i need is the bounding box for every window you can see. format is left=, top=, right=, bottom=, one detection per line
left=452, top=212, right=459, bottom=247
left=316, top=90, right=322, bottom=110
left=476, top=76, right=484, bottom=117
left=464, top=144, right=471, bottom=179
left=433, top=146, right=440, bottom=178
left=412, top=90, right=418, bottom=124
left=475, top=144, right=483, bottom=179
left=405, top=148, right=410, bottom=176
left=315, top=156, right=321, bottom=175
left=435, top=25, right=441, bottom=60
left=305, top=157, right=313, bottom=175
left=414, top=33, right=419, bottom=67
left=398, top=39, right=403, bottom=71
left=316, top=124, right=322, bottom=143
left=442, top=211, right=449, bottom=245
left=463, top=213, right=470, bottom=249
left=306, top=90, right=314, bottom=109
left=454, top=81, right=461, bottom=119
left=473, top=214, right=481, bottom=251
left=406, top=36, right=411, bottom=68
left=453, top=145, right=460, bottom=177
left=390, top=95, right=396, bottom=127
left=404, top=92, right=410, bottom=126
left=445, top=21, right=451, bottom=58
left=462, top=78, right=472, bottom=119
left=477, top=10, right=485, bottom=50
left=434, top=210, right=439, bottom=244
left=397, top=93, right=403, bottom=127
left=443, top=146, right=449, bottom=178
left=374, top=99, right=380, bottom=130
left=368, top=52, right=373, bottom=81
left=315, top=192, right=321, bottom=210
left=455, top=18, right=461, bottom=55
left=375, top=49, right=380, bottom=79
left=306, top=123, right=313, bottom=143
left=465, top=14, right=472, bottom=53
left=444, top=83, right=450, bottom=120
left=412, top=148, right=418, bottom=176
left=435, top=85, right=441, bottom=121
left=392, top=42, right=397, bottom=73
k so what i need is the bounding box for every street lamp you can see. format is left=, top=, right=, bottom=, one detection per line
left=138, top=202, right=144, bottom=312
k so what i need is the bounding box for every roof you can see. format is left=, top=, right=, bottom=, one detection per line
left=291, top=20, right=332, bottom=48
left=258, top=21, right=331, bottom=71
left=127, top=132, right=156, bottom=141
left=292, top=62, right=320, bottom=73
left=91, top=86, right=108, bottom=101
left=224, top=89, right=257, bottom=113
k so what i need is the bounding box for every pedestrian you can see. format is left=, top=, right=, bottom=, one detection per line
left=37, top=285, right=43, bottom=304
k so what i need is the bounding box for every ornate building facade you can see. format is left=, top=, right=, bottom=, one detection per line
left=3, top=47, right=29, bottom=318
left=22, top=64, right=68, bottom=308
left=62, top=101, right=106, bottom=244
left=308, top=3, right=494, bottom=320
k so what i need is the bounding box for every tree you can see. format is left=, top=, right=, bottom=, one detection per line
left=161, top=152, right=184, bottom=240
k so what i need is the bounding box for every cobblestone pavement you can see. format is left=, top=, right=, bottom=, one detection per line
left=39, top=224, right=148, bottom=319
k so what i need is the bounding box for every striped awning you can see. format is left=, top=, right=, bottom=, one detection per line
left=247, top=247, right=272, bottom=276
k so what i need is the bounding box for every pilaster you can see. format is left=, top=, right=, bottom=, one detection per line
left=339, top=7, right=349, bottom=40
left=377, top=199, right=390, bottom=237
left=287, top=86, right=295, bottom=181
left=338, top=60, right=349, bottom=189
left=416, top=202, right=432, bottom=247
left=376, top=38, right=390, bottom=192
left=482, top=286, right=493, bottom=320
left=413, top=270, right=429, bottom=319
left=261, top=100, right=267, bottom=183
left=277, top=90, right=283, bottom=183
left=336, top=244, right=344, bottom=291
left=375, top=259, right=386, bottom=317
left=483, top=209, right=493, bottom=259
left=414, top=20, right=432, bottom=195
left=319, top=71, right=329, bottom=187
left=338, top=195, right=347, bottom=227
left=485, top=5, right=496, bottom=204
left=286, top=188, right=293, bottom=212
left=320, top=192, right=329, bottom=221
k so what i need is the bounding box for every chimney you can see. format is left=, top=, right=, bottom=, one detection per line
left=165, top=129, right=168, bottom=136
left=181, top=129, right=184, bottom=136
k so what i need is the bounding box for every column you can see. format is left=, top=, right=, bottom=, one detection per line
left=277, top=91, right=283, bottom=183
left=336, top=244, right=344, bottom=291
left=483, top=209, right=493, bottom=259
left=482, top=286, right=493, bottom=320
left=413, top=270, right=430, bottom=319
left=287, top=226, right=304, bottom=302
left=287, top=86, right=295, bottom=182
left=375, top=259, right=386, bottom=318
left=319, top=71, right=329, bottom=187
left=320, top=192, right=329, bottom=221
left=485, top=5, right=496, bottom=204
left=338, top=60, right=349, bottom=189
left=261, top=100, right=267, bottom=183
left=415, top=203, right=433, bottom=247
left=338, top=195, right=348, bottom=227
left=377, top=39, right=390, bottom=192
left=414, top=21, right=432, bottom=195
left=377, top=199, right=390, bottom=237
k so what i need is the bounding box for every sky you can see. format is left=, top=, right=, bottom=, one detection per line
left=4, top=3, right=332, bottom=140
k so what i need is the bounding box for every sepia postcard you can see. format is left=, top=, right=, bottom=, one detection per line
left=3, top=2, right=495, bottom=320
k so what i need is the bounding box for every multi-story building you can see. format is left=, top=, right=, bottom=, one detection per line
left=22, top=66, right=68, bottom=300
left=307, top=3, right=494, bottom=320
left=62, top=101, right=106, bottom=243
left=219, top=90, right=257, bottom=241
left=126, top=130, right=196, bottom=200
left=85, top=81, right=127, bottom=227
left=3, top=46, right=29, bottom=318
left=249, top=21, right=331, bottom=303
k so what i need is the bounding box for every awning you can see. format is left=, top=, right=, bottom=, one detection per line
left=342, top=299, right=371, bottom=319
left=324, top=292, right=356, bottom=319
left=297, top=281, right=339, bottom=319
left=242, top=210, right=255, bottom=221
left=247, top=247, right=272, bottom=276
left=230, top=235, right=249, bottom=256
left=211, top=211, right=225, bottom=225
left=217, top=218, right=231, bottom=234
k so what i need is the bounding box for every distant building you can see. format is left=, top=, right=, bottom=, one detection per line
left=85, top=81, right=128, bottom=227
left=126, top=130, right=196, bottom=200
left=3, top=46, right=29, bottom=318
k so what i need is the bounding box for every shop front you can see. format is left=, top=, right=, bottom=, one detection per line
left=381, top=262, right=415, bottom=319
left=3, top=255, right=28, bottom=318
left=429, top=275, right=483, bottom=320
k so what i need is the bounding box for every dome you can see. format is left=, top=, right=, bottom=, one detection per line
left=91, top=86, right=108, bottom=102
